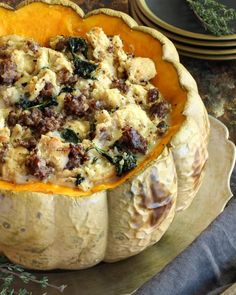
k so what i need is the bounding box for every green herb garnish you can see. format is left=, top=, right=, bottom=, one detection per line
left=113, top=140, right=124, bottom=152
left=60, top=129, right=81, bottom=144
left=73, top=56, right=98, bottom=79
left=68, top=37, right=88, bottom=57
left=91, top=157, right=98, bottom=164
left=17, top=95, right=32, bottom=110
left=66, top=36, right=97, bottom=79
left=114, top=152, right=137, bottom=176
left=95, top=147, right=137, bottom=176
left=30, top=96, right=58, bottom=110
left=95, top=147, right=114, bottom=163
left=18, top=96, right=58, bottom=110
left=186, top=0, right=236, bottom=36
left=75, top=174, right=85, bottom=186
left=60, top=86, right=74, bottom=93
left=0, top=256, right=66, bottom=294
left=108, top=107, right=119, bottom=114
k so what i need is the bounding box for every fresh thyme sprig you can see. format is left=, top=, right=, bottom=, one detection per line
left=0, top=257, right=67, bottom=295
left=186, top=0, right=236, bottom=36
left=95, top=146, right=137, bottom=176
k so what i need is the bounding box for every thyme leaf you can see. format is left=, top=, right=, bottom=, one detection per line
left=91, top=157, right=98, bottom=164
left=0, top=257, right=67, bottom=294
left=95, top=147, right=114, bottom=163
left=18, top=96, right=58, bottom=110
left=186, top=0, right=236, bottom=36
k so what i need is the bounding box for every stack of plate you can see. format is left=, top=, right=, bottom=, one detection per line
left=130, top=0, right=236, bottom=60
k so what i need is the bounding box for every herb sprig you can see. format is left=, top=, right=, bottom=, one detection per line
left=186, top=0, right=236, bottom=36
left=18, top=96, right=58, bottom=110
left=0, top=256, right=66, bottom=295
left=95, top=147, right=137, bottom=176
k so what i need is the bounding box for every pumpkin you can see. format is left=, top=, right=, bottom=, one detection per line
left=0, top=0, right=209, bottom=270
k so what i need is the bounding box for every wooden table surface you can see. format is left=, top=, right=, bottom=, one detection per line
left=3, top=0, right=129, bottom=13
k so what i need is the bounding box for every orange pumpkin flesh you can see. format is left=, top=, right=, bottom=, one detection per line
left=0, top=3, right=186, bottom=197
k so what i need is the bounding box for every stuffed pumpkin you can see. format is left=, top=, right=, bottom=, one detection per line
left=0, top=0, right=209, bottom=270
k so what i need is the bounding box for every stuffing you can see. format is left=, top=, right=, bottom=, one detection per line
left=0, top=27, right=170, bottom=190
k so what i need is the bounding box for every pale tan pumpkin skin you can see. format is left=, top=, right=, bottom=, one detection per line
left=0, top=149, right=177, bottom=270
left=0, top=1, right=210, bottom=270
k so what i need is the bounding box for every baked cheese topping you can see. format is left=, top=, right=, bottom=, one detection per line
left=0, top=27, right=171, bottom=190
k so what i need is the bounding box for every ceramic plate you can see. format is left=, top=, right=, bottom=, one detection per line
left=130, top=1, right=236, bottom=60
left=15, top=116, right=236, bottom=294
left=132, top=0, right=236, bottom=48
left=137, top=0, right=236, bottom=41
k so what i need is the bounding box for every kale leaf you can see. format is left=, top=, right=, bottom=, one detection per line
left=113, top=140, right=124, bottom=152
left=66, top=37, right=97, bottom=79
left=18, top=95, right=34, bottom=109
left=60, top=86, right=74, bottom=93
left=75, top=174, right=85, bottom=186
left=68, top=37, right=88, bottom=57
left=73, top=56, right=98, bottom=79
left=60, top=129, right=81, bottom=144
left=114, top=152, right=137, bottom=176
left=95, top=147, right=137, bottom=177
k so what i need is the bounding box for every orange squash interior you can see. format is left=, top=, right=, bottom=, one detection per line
left=0, top=2, right=187, bottom=197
